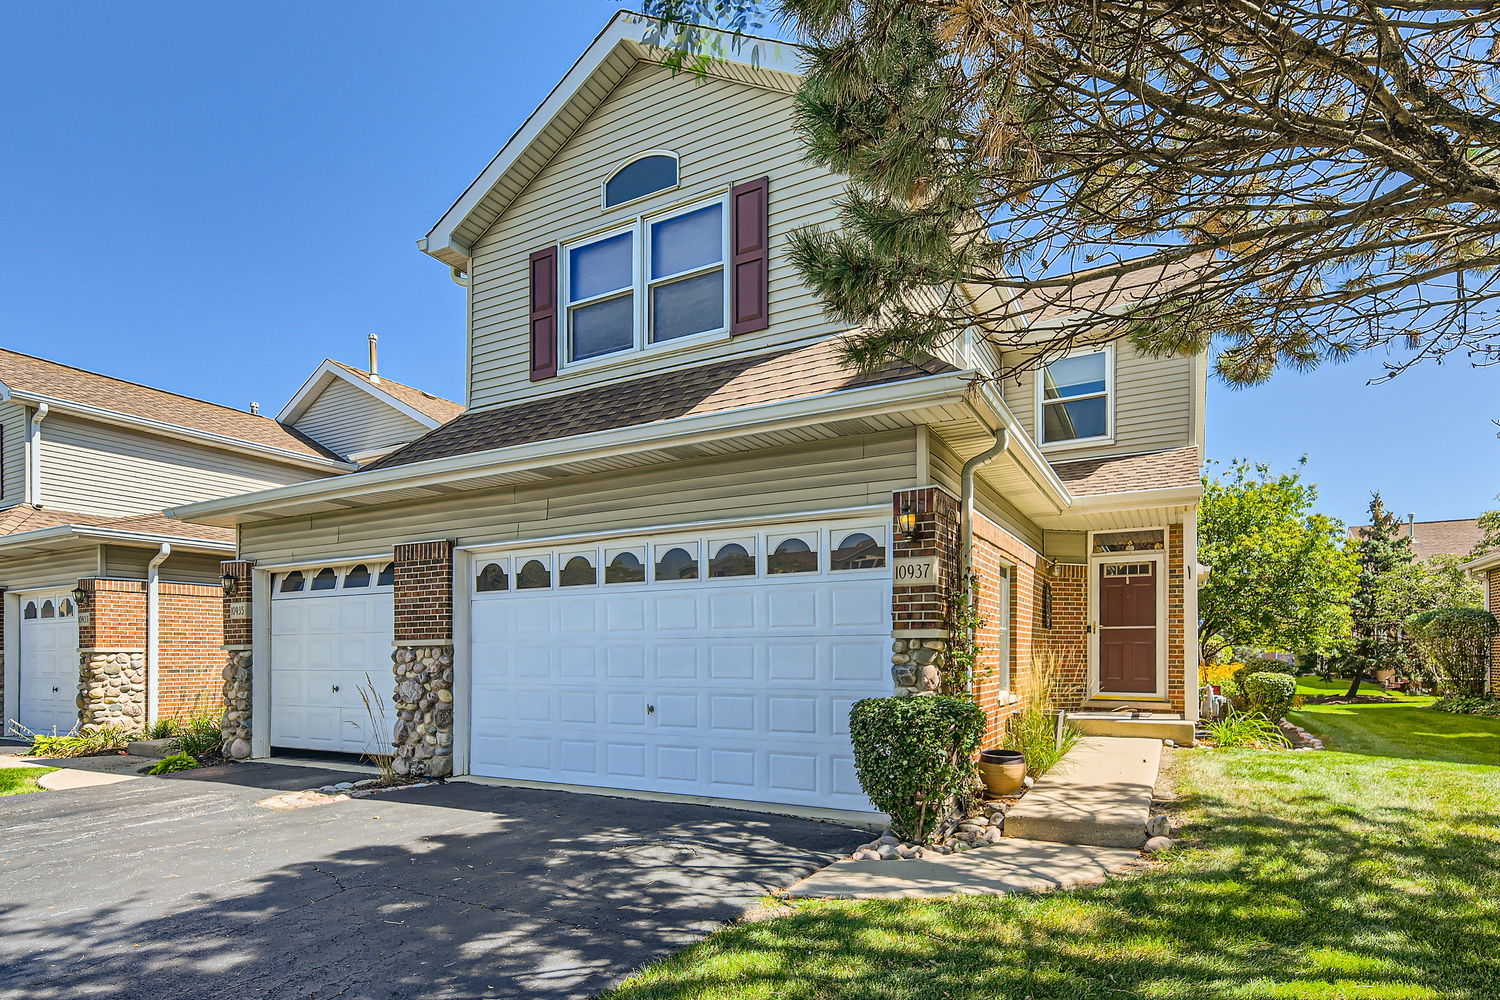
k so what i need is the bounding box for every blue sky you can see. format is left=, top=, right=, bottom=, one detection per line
left=3, top=2, right=1495, bottom=526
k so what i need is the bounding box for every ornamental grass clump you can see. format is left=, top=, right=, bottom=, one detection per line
left=17, top=723, right=135, bottom=758
left=848, top=696, right=985, bottom=843
left=1002, top=648, right=1084, bottom=777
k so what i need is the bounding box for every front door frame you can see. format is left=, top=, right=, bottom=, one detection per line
left=1087, top=541, right=1168, bottom=701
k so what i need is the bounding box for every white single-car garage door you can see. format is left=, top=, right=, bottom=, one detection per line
left=270, top=562, right=398, bottom=755
left=16, top=592, right=80, bottom=736
left=469, top=520, right=892, bottom=812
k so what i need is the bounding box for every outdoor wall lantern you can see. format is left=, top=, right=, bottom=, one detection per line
left=897, top=502, right=920, bottom=542
left=70, top=585, right=87, bottom=606
left=220, top=573, right=239, bottom=597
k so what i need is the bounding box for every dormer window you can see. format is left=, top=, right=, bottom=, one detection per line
left=603, top=152, right=678, bottom=208
left=563, top=195, right=728, bottom=365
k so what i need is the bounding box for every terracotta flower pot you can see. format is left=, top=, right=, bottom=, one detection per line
left=977, top=748, right=1027, bottom=797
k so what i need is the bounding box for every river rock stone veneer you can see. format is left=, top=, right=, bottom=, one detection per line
left=221, top=648, right=253, bottom=759
left=78, top=651, right=146, bottom=728
left=891, top=638, right=949, bottom=696
left=391, top=644, right=454, bottom=778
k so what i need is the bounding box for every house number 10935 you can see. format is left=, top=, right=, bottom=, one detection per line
left=893, top=556, right=939, bottom=583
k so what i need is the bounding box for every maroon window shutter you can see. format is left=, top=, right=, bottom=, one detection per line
left=730, top=176, right=770, bottom=336
left=528, top=246, right=559, bottom=381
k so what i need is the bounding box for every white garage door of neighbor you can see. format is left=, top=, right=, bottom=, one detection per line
left=469, top=522, right=892, bottom=812
left=16, top=593, right=81, bottom=736
left=270, top=563, right=398, bottom=755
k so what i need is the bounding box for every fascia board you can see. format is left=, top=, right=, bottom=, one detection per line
left=169, top=372, right=973, bottom=525
left=421, top=12, right=801, bottom=266
left=279, top=361, right=442, bottom=431
left=7, top=390, right=356, bottom=473
left=0, top=525, right=234, bottom=557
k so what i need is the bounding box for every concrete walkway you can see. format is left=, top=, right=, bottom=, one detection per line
left=0, top=746, right=150, bottom=789
left=1003, top=736, right=1161, bottom=847
left=788, top=837, right=1142, bottom=898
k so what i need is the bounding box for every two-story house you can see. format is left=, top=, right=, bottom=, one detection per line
left=172, top=13, right=1204, bottom=815
left=0, top=345, right=458, bottom=737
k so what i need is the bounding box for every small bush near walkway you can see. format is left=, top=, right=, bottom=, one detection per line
left=848, top=696, right=985, bottom=843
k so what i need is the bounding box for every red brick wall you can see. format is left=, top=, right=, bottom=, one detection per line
left=891, top=488, right=960, bottom=631
left=394, top=540, right=454, bottom=643
left=1167, top=523, right=1187, bottom=713
left=1489, top=569, right=1499, bottom=694
left=76, top=578, right=224, bottom=721
left=220, top=560, right=254, bottom=647
left=157, top=584, right=225, bottom=720
left=969, top=516, right=1088, bottom=747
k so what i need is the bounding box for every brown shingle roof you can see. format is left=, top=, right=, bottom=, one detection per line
left=0, top=349, right=338, bottom=461
left=371, top=339, right=958, bottom=471
left=1052, top=447, right=1201, bottom=496
left=1012, top=257, right=1210, bottom=326
left=327, top=361, right=465, bottom=424
left=0, top=504, right=233, bottom=545
left=1350, top=518, right=1485, bottom=561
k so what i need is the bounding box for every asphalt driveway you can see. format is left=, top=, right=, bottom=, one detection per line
left=0, top=762, right=865, bottom=999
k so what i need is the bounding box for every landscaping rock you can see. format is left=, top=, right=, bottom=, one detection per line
left=1145, top=814, right=1172, bottom=838
left=1022, top=775, right=1035, bottom=788
left=1143, top=836, right=1174, bottom=853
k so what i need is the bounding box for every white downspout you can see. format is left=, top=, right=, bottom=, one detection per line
left=25, top=402, right=48, bottom=505
left=146, top=542, right=171, bottom=726
left=958, top=426, right=1010, bottom=692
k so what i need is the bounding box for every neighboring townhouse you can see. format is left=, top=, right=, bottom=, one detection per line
left=172, top=14, right=1205, bottom=814
left=1463, top=548, right=1500, bottom=694
left=0, top=346, right=458, bottom=736
left=1351, top=516, right=1485, bottom=561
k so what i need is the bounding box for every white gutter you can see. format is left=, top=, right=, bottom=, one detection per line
left=6, top=390, right=356, bottom=474
left=25, top=402, right=49, bottom=504
left=170, top=371, right=991, bottom=525
left=146, top=543, right=171, bottom=726
left=958, top=425, right=1010, bottom=693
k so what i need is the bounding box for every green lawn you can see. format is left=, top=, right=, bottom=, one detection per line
left=0, top=766, right=56, bottom=796
left=1290, top=678, right=1500, bottom=766
left=608, top=714, right=1499, bottom=999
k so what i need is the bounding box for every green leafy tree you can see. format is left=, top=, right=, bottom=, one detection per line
left=644, top=0, right=1500, bottom=384
left=1197, top=460, right=1357, bottom=666
left=1472, top=508, right=1500, bottom=557
left=1343, top=493, right=1419, bottom=696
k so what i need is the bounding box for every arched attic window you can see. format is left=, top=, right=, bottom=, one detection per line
left=603, top=152, right=678, bottom=208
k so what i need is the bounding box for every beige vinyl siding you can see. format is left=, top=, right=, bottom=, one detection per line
left=466, top=61, right=849, bottom=411
left=1000, top=343, right=1197, bottom=461
left=240, top=431, right=919, bottom=564
left=0, top=401, right=26, bottom=506
left=101, top=545, right=225, bottom=585
left=924, top=436, right=1044, bottom=552
left=39, top=414, right=319, bottom=517
left=1043, top=530, right=1088, bottom=563
left=0, top=545, right=102, bottom=592
left=291, top=377, right=431, bottom=461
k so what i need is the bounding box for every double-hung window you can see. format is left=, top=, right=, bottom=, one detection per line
left=1038, top=348, right=1111, bottom=444
left=563, top=197, right=727, bottom=365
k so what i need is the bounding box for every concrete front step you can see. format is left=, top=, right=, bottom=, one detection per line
left=1068, top=712, right=1195, bottom=743
left=1003, top=737, right=1161, bottom=848
left=125, top=738, right=178, bottom=759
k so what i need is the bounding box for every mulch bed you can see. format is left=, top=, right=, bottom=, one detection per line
left=1301, top=694, right=1401, bottom=705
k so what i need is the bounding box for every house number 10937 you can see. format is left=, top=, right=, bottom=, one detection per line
left=892, top=555, right=939, bottom=584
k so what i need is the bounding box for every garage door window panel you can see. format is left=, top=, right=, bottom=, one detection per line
left=476, top=561, right=509, bottom=592
left=23, top=602, right=37, bottom=619
left=768, top=536, right=818, bottom=575
left=709, top=540, right=755, bottom=578
left=517, top=557, right=552, bottom=590
left=654, top=544, right=700, bottom=583
left=605, top=549, right=646, bottom=584
left=311, top=568, right=338, bottom=591
left=831, top=531, right=887, bottom=571
left=40, top=600, right=54, bottom=619
left=280, top=571, right=305, bottom=593
left=560, top=553, right=598, bottom=587
left=344, top=564, right=371, bottom=588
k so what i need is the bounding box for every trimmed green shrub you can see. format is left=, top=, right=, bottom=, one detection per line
left=1242, top=672, right=1296, bottom=722
left=849, top=696, right=985, bottom=843
left=146, top=752, right=200, bottom=775
left=1232, top=658, right=1296, bottom=691
left=1433, top=695, right=1500, bottom=717
left=1407, top=607, right=1497, bottom=697
left=169, top=713, right=223, bottom=760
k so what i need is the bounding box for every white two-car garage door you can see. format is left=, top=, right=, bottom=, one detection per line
left=270, top=562, right=398, bottom=755
left=16, top=592, right=80, bottom=736
left=469, top=520, right=891, bottom=812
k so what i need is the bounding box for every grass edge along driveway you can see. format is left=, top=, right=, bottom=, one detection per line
left=607, top=744, right=1499, bottom=1000
left=0, top=766, right=57, bottom=797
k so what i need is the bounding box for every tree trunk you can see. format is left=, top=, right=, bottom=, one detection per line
left=1344, top=672, right=1362, bottom=699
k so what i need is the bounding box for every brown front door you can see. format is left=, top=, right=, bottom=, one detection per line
left=1098, top=561, right=1158, bottom=693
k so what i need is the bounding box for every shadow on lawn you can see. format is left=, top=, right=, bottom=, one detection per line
left=609, top=763, right=1500, bottom=1000
left=0, top=782, right=861, bottom=1000
left=1290, top=702, right=1500, bottom=766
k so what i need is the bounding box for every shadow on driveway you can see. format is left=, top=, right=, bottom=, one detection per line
left=0, top=764, right=863, bottom=1000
